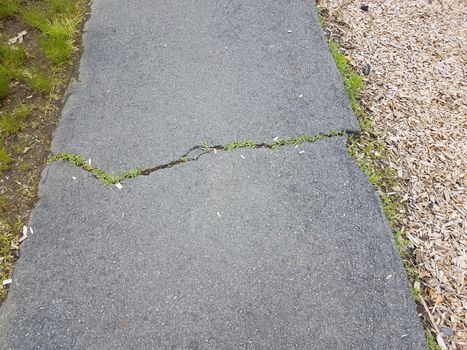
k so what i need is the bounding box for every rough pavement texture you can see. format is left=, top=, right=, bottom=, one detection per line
left=0, top=0, right=426, bottom=349
left=52, top=0, right=358, bottom=172
left=0, top=140, right=425, bottom=349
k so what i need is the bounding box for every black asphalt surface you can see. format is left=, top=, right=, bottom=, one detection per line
left=0, top=1, right=426, bottom=349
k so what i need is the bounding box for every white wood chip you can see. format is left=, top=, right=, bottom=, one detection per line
left=19, top=226, right=28, bottom=243
left=320, top=0, right=467, bottom=342
left=115, top=183, right=123, bottom=190
left=2, top=279, right=12, bottom=286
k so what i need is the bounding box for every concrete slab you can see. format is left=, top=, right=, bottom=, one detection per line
left=0, top=139, right=425, bottom=349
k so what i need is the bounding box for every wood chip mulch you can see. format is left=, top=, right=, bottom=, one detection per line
left=318, top=0, right=466, bottom=348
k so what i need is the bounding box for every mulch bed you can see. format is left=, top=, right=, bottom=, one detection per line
left=318, top=1, right=466, bottom=348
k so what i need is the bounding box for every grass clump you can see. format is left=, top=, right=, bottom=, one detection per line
left=50, top=0, right=76, bottom=16
left=22, top=6, right=48, bottom=31
left=0, top=67, right=11, bottom=99
left=424, top=331, right=442, bottom=350
left=0, top=43, right=28, bottom=99
left=24, top=69, right=52, bottom=92
left=122, top=168, right=141, bottom=179
left=51, top=153, right=122, bottom=185
left=0, top=103, right=31, bottom=135
left=23, top=6, right=81, bottom=65
left=0, top=0, right=19, bottom=17
left=40, top=35, right=75, bottom=65
left=224, top=140, right=257, bottom=151
left=0, top=43, right=27, bottom=69
left=327, top=39, right=369, bottom=131
left=0, top=147, right=13, bottom=171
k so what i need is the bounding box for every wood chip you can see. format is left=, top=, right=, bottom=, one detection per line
left=18, top=225, right=28, bottom=243
left=319, top=0, right=467, bottom=345
left=8, top=30, right=27, bottom=44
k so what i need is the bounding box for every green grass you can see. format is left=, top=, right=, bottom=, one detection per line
left=22, top=6, right=49, bottom=32
left=40, top=35, right=75, bottom=65
left=51, top=153, right=122, bottom=185
left=0, top=147, right=13, bottom=171
left=50, top=0, right=76, bottom=16
left=0, top=104, right=32, bottom=135
left=0, top=43, right=28, bottom=99
left=0, top=0, right=19, bottom=17
left=24, top=69, right=52, bottom=92
left=224, top=140, right=257, bottom=151
left=122, top=168, right=141, bottom=179
left=0, top=43, right=27, bottom=69
left=425, top=330, right=442, bottom=350
left=0, top=67, right=10, bottom=99
left=23, top=6, right=80, bottom=66
left=51, top=132, right=348, bottom=184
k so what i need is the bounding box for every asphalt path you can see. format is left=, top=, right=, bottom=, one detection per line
left=0, top=1, right=426, bottom=349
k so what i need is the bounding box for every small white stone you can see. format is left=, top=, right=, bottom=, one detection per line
left=115, top=183, right=123, bottom=190
left=298, top=150, right=305, bottom=155
left=2, top=279, right=12, bottom=286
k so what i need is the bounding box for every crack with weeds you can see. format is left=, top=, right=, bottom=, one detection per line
left=50, top=130, right=350, bottom=185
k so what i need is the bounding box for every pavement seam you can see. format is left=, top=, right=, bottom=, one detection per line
left=50, top=130, right=352, bottom=185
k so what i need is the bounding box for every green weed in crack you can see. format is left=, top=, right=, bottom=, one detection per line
left=50, top=153, right=121, bottom=185
left=50, top=131, right=348, bottom=185
left=224, top=140, right=257, bottom=152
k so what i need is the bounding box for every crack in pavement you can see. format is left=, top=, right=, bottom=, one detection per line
left=50, top=130, right=351, bottom=185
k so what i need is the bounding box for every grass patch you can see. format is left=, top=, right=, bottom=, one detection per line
left=0, top=103, right=32, bottom=135
left=22, top=6, right=49, bottom=31
left=0, top=43, right=27, bottom=69
left=23, top=6, right=81, bottom=66
left=50, top=0, right=76, bottom=16
left=0, top=147, right=13, bottom=171
left=0, top=66, right=11, bottom=99
left=0, top=43, right=28, bottom=99
left=0, top=0, right=19, bottom=18
left=23, top=68, right=52, bottom=92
